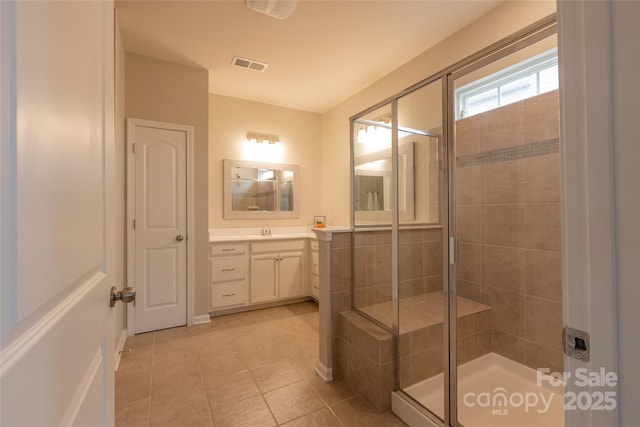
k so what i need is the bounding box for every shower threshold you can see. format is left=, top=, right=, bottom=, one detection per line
left=399, top=352, right=565, bottom=427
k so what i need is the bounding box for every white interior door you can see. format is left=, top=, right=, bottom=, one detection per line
left=1, top=1, right=118, bottom=425
left=129, top=120, right=188, bottom=334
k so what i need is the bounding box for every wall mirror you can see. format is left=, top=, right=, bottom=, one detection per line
left=354, top=141, right=415, bottom=223
left=223, top=159, right=299, bottom=219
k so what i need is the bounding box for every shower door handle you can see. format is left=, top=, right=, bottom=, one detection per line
left=449, top=236, right=461, bottom=264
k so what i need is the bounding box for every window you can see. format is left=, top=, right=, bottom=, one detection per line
left=456, top=49, right=558, bottom=119
left=258, top=169, right=274, bottom=180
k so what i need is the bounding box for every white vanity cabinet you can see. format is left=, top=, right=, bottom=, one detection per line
left=310, top=240, right=319, bottom=300
left=209, top=243, right=248, bottom=310
left=250, top=239, right=306, bottom=304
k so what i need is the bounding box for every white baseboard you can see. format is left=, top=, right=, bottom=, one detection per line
left=114, top=329, right=127, bottom=372
left=314, top=360, right=333, bottom=382
left=193, top=314, right=211, bottom=325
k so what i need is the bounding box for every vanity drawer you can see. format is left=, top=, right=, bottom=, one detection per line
left=251, top=239, right=305, bottom=254
left=210, top=256, right=246, bottom=282
left=210, top=243, right=246, bottom=257
left=210, top=281, right=245, bottom=309
left=310, top=240, right=319, bottom=251
left=311, top=252, right=319, bottom=275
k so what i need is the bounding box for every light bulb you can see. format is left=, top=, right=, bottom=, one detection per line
left=357, top=128, right=367, bottom=143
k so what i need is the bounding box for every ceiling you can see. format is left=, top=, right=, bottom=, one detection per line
left=116, top=0, right=503, bottom=113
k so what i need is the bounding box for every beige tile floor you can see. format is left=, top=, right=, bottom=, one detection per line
left=116, top=301, right=407, bottom=427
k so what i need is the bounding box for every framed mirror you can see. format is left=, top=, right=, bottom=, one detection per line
left=354, top=141, right=415, bottom=224
left=223, top=159, right=299, bottom=219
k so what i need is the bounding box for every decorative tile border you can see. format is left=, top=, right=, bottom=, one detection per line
left=456, top=138, right=559, bottom=168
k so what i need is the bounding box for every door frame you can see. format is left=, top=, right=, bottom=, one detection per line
left=557, top=2, right=619, bottom=426
left=126, top=118, right=195, bottom=335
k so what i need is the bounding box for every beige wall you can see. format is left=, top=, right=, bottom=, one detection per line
left=209, top=94, right=323, bottom=228
left=323, top=0, right=556, bottom=226
left=125, top=53, right=210, bottom=317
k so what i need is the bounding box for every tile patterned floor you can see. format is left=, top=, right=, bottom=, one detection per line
left=116, top=301, right=407, bottom=426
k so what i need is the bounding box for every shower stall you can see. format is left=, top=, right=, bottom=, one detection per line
left=348, top=16, right=564, bottom=427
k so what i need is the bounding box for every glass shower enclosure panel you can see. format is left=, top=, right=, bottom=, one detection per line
left=352, top=103, right=394, bottom=326
left=395, top=79, right=447, bottom=422
left=451, top=33, right=565, bottom=427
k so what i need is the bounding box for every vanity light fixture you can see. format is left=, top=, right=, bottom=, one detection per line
left=247, top=132, right=280, bottom=145
left=357, top=126, right=367, bottom=144
left=355, top=114, right=394, bottom=145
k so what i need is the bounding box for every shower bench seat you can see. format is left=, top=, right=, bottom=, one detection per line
left=336, top=291, right=492, bottom=412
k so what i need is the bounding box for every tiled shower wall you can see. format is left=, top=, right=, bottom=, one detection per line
left=256, top=180, right=275, bottom=211
left=353, top=228, right=443, bottom=314
left=230, top=180, right=276, bottom=211
left=455, top=90, right=563, bottom=373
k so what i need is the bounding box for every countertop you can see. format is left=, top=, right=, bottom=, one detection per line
left=208, top=226, right=351, bottom=243
left=209, top=226, right=316, bottom=243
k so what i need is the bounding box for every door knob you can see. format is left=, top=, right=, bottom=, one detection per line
left=176, top=234, right=184, bottom=242
left=110, top=286, right=136, bottom=307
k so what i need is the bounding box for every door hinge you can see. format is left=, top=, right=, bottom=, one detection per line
left=132, top=143, right=136, bottom=153
left=133, top=219, right=136, bottom=230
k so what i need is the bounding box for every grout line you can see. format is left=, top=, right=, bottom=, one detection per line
left=192, top=328, right=216, bottom=427
left=145, top=334, right=155, bottom=427
left=246, top=367, right=279, bottom=426
left=326, top=405, right=348, bottom=427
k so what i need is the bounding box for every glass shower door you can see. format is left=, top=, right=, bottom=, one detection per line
left=450, top=31, right=565, bottom=427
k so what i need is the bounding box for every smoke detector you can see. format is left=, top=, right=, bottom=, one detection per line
left=246, top=0, right=297, bottom=19
left=232, top=56, right=268, bottom=72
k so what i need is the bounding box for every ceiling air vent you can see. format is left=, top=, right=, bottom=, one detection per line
left=246, top=0, right=297, bottom=19
left=232, top=56, right=268, bottom=72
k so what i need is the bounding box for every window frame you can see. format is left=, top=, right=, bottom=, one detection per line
left=455, top=48, right=558, bottom=119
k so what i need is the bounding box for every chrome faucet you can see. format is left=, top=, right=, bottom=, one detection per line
left=261, top=224, right=272, bottom=236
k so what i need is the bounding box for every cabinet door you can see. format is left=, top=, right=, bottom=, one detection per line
left=250, top=254, right=278, bottom=303
left=279, top=251, right=304, bottom=298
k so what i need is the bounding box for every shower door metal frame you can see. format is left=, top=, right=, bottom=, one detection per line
left=348, top=13, right=558, bottom=427
left=350, top=76, right=451, bottom=427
